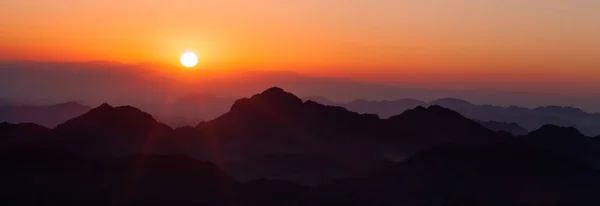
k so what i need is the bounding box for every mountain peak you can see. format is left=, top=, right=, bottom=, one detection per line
left=55, top=104, right=169, bottom=134
left=430, top=98, right=474, bottom=107
left=392, top=105, right=462, bottom=120
left=98, top=103, right=113, bottom=109
left=260, top=87, right=301, bottom=101
left=230, top=87, right=302, bottom=113
left=529, top=125, right=586, bottom=139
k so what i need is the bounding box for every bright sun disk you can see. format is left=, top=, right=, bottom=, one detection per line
left=180, top=52, right=198, bottom=67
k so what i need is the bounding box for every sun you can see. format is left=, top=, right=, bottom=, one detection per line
left=180, top=51, right=198, bottom=67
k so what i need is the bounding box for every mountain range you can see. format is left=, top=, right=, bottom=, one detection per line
left=2, top=87, right=600, bottom=205
left=305, top=96, right=600, bottom=136
left=4, top=94, right=599, bottom=138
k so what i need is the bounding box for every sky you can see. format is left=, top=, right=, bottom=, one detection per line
left=1, top=0, right=600, bottom=93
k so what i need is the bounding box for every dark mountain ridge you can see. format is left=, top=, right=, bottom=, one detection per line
left=2, top=87, right=600, bottom=205
left=313, top=96, right=600, bottom=136
left=2, top=87, right=509, bottom=184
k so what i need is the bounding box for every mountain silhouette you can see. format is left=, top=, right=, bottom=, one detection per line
left=2, top=87, right=600, bottom=205
left=0, top=102, right=91, bottom=128
left=0, top=87, right=510, bottom=184
left=430, top=98, right=600, bottom=136
left=522, top=125, right=599, bottom=168
left=197, top=88, right=508, bottom=183
left=0, top=122, right=50, bottom=149
left=326, top=97, right=599, bottom=136
left=51, top=103, right=173, bottom=155
left=204, top=87, right=506, bottom=156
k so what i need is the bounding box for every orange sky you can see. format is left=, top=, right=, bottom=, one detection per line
left=1, top=0, right=600, bottom=91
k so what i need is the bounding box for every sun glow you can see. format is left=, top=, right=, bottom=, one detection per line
left=180, top=52, right=198, bottom=67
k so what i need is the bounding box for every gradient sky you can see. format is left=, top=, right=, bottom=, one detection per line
left=1, top=0, right=600, bottom=92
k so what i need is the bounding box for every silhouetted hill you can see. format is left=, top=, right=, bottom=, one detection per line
left=523, top=125, right=593, bottom=164
left=51, top=103, right=173, bottom=155
left=477, top=121, right=528, bottom=135
left=385, top=105, right=505, bottom=153
left=0, top=102, right=91, bottom=128
left=0, top=122, right=50, bottom=149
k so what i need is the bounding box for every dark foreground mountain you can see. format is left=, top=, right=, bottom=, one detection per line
left=2, top=126, right=600, bottom=205
left=0, top=122, right=51, bottom=149
left=0, top=150, right=313, bottom=206
left=302, top=141, right=600, bottom=206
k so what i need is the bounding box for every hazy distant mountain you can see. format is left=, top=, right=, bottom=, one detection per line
left=343, top=99, right=426, bottom=118
left=153, top=93, right=236, bottom=127
left=430, top=98, right=600, bottom=136
left=323, top=97, right=599, bottom=136
left=477, top=121, right=529, bottom=135
left=0, top=102, right=91, bottom=128
left=302, top=96, right=337, bottom=105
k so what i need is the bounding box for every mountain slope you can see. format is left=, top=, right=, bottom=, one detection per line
left=51, top=103, right=173, bottom=155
